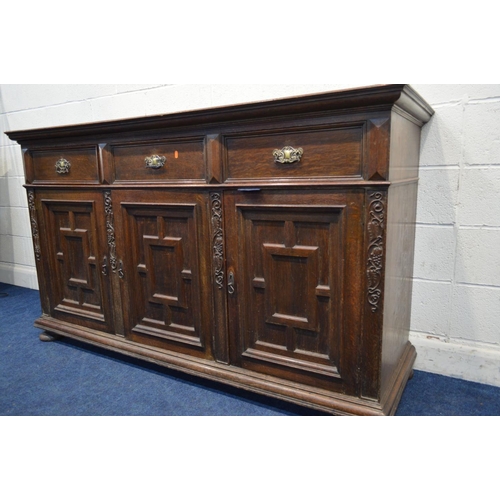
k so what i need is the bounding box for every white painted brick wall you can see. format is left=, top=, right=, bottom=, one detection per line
left=416, top=168, right=460, bottom=225
left=458, top=168, right=500, bottom=226
left=411, top=280, right=453, bottom=337
left=413, top=226, right=456, bottom=282
left=1, top=83, right=499, bottom=387
left=418, top=102, right=464, bottom=166
left=455, top=229, right=500, bottom=286
left=450, top=285, right=500, bottom=345
left=464, top=100, right=500, bottom=165
left=409, top=84, right=500, bottom=387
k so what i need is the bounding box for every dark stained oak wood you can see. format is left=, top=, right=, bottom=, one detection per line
left=36, top=189, right=115, bottom=333
left=112, top=189, right=214, bottom=360
left=112, top=137, right=206, bottom=183
left=224, top=189, right=364, bottom=394
left=224, top=124, right=363, bottom=181
left=6, top=85, right=434, bottom=416
left=30, top=147, right=100, bottom=184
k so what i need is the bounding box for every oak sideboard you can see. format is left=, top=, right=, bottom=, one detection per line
left=6, top=84, right=434, bottom=415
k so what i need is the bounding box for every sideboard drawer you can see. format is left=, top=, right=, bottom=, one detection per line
left=31, top=147, right=99, bottom=183
left=224, top=125, right=363, bottom=182
left=113, top=138, right=206, bottom=183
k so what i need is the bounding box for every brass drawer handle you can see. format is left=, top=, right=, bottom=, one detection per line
left=55, top=158, right=71, bottom=174
left=273, top=146, right=303, bottom=164
left=145, top=155, right=166, bottom=169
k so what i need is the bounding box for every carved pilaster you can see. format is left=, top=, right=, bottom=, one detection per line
left=211, top=193, right=224, bottom=289
left=367, top=191, right=385, bottom=313
left=27, top=190, right=41, bottom=261
left=104, top=191, right=118, bottom=274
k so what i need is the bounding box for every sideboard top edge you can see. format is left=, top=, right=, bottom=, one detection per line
left=5, top=84, right=434, bottom=144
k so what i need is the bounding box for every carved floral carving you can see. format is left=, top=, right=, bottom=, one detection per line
left=211, top=193, right=224, bottom=289
left=367, top=191, right=385, bottom=313
left=27, top=190, right=41, bottom=261
left=104, top=191, right=118, bottom=274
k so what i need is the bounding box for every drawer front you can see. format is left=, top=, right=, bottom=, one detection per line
left=224, top=125, right=363, bottom=182
left=32, top=147, right=99, bottom=183
left=113, top=138, right=206, bottom=183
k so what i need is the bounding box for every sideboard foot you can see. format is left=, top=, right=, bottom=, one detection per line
left=39, top=331, right=61, bottom=342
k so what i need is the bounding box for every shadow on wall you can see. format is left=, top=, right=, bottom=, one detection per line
left=410, top=110, right=455, bottom=342
left=0, top=88, right=29, bottom=286
left=0, top=89, right=14, bottom=284
left=410, top=86, right=500, bottom=384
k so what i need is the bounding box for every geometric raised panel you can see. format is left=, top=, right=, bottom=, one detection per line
left=233, top=202, right=345, bottom=380
left=60, top=227, right=93, bottom=288
left=41, top=197, right=111, bottom=329
left=122, top=202, right=203, bottom=348
left=367, top=117, right=390, bottom=181
left=261, top=242, right=321, bottom=332
left=142, top=235, right=189, bottom=308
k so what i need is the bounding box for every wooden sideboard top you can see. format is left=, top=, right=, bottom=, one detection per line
left=5, top=84, right=434, bottom=144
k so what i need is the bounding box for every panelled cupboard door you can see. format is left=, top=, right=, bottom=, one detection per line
left=37, top=190, right=114, bottom=333
left=113, top=190, right=214, bottom=360
left=225, top=190, right=365, bottom=394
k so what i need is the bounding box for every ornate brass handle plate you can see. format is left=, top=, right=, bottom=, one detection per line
left=145, top=155, right=166, bottom=169
left=55, top=158, right=71, bottom=174
left=273, top=146, right=303, bottom=164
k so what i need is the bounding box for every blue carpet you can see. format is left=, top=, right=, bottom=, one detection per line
left=1, top=282, right=499, bottom=416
